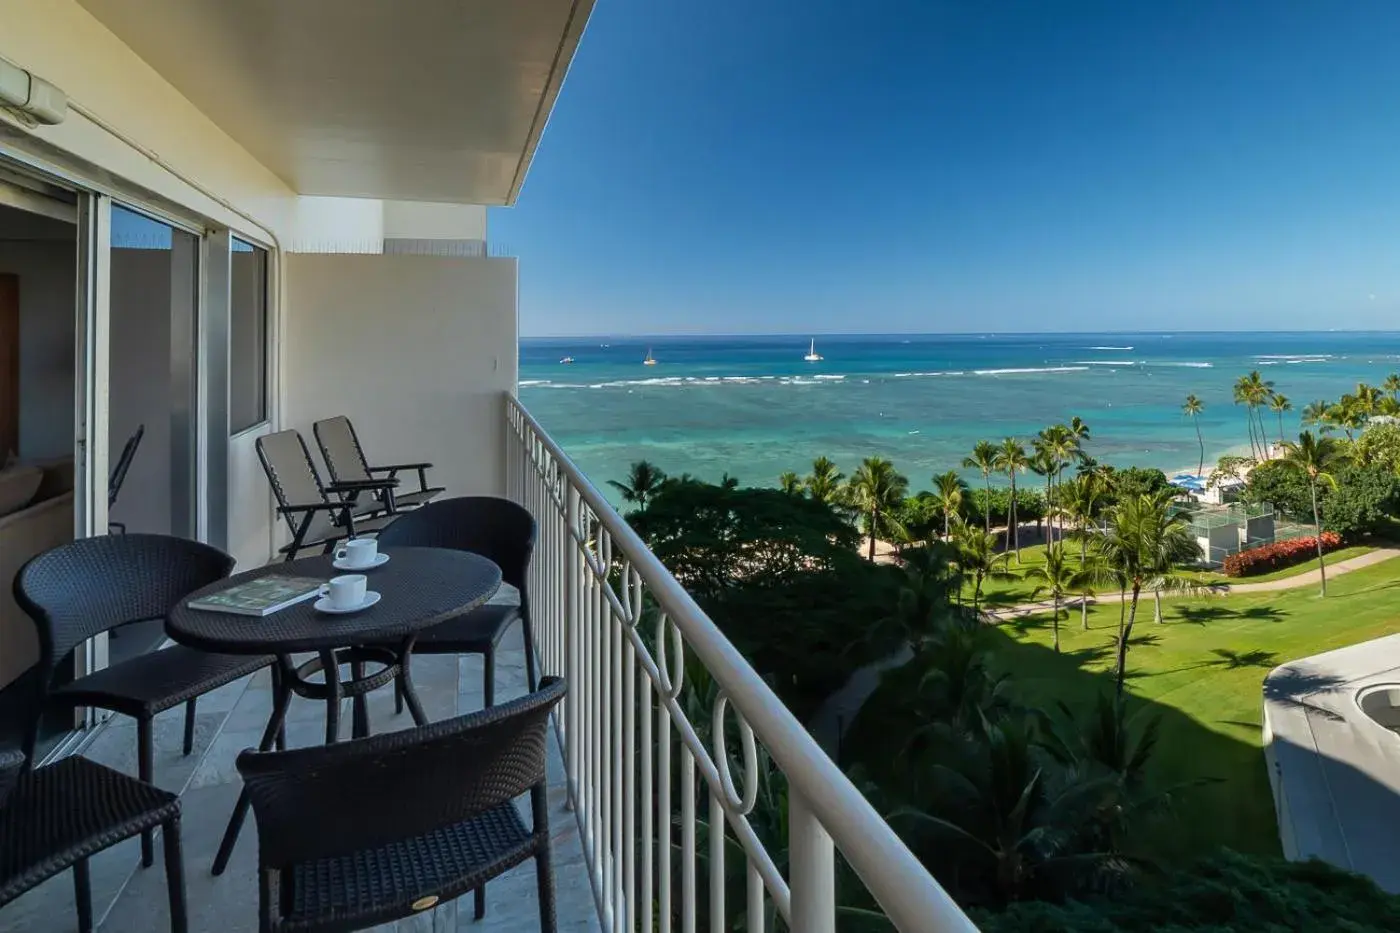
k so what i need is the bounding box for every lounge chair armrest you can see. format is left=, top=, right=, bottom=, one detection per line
left=276, top=501, right=357, bottom=515
left=325, top=478, right=399, bottom=493
left=368, top=462, right=433, bottom=491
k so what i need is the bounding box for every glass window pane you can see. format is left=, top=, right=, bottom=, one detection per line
left=109, top=203, right=200, bottom=658
left=230, top=237, right=267, bottom=432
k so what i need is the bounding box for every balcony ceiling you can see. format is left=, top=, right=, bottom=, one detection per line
left=77, top=0, right=593, bottom=204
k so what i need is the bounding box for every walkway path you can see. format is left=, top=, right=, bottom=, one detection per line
left=986, top=547, right=1400, bottom=622
left=810, top=548, right=1400, bottom=752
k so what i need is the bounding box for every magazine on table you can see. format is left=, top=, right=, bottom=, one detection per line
left=186, top=576, right=323, bottom=617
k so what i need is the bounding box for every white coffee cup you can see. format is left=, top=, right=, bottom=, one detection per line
left=320, top=574, right=368, bottom=610
left=335, top=537, right=378, bottom=569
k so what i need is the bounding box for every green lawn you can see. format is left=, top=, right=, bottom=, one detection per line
left=979, top=554, right=1400, bottom=861
left=966, top=541, right=1383, bottom=607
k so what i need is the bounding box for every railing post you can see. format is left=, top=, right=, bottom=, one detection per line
left=789, top=792, right=836, bottom=933
left=565, top=482, right=582, bottom=808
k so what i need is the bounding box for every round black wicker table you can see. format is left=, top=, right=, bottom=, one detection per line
left=166, top=546, right=501, bottom=874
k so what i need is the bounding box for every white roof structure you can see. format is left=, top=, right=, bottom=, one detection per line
left=1263, top=634, right=1400, bottom=892
left=77, top=0, right=593, bottom=203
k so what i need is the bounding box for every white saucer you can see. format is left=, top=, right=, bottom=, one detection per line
left=314, top=591, right=382, bottom=615
left=332, top=552, right=390, bottom=571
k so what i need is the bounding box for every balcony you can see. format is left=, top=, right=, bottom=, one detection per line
left=0, top=621, right=599, bottom=932
left=0, top=397, right=976, bottom=932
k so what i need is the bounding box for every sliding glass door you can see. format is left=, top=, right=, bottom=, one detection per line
left=106, top=205, right=201, bottom=663
left=0, top=167, right=86, bottom=753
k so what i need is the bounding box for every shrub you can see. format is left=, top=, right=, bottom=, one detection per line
left=1322, top=464, right=1400, bottom=539
left=974, top=849, right=1400, bottom=932
left=1221, top=532, right=1342, bottom=577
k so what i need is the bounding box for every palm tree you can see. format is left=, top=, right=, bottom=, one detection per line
left=1250, top=372, right=1275, bottom=447
left=1355, top=382, right=1381, bottom=417
left=1234, top=371, right=1273, bottom=460
left=894, top=716, right=1096, bottom=904
left=778, top=471, right=803, bottom=496
left=902, top=628, right=1011, bottom=738
left=1327, top=396, right=1366, bottom=441
left=1059, top=472, right=1107, bottom=567
left=1232, top=375, right=1257, bottom=460
left=805, top=456, right=845, bottom=504
left=931, top=470, right=966, bottom=540
left=952, top=523, right=1011, bottom=613
left=608, top=460, right=667, bottom=512
left=1039, top=692, right=1173, bottom=855
left=1073, top=570, right=1098, bottom=632
left=1066, top=416, right=1092, bottom=452
left=1268, top=393, right=1292, bottom=449
left=1301, top=399, right=1332, bottom=433
left=891, top=541, right=964, bottom=650
left=994, top=438, right=1030, bottom=562
left=1038, top=425, right=1079, bottom=542
left=1026, top=543, right=1081, bottom=652
left=962, top=441, right=1000, bottom=534
left=1278, top=431, right=1348, bottom=596
left=848, top=457, right=909, bottom=561
left=1029, top=446, right=1056, bottom=545
left=1385, top=373, right=1400, bottom=400
left=1182, top=394, right=1205, bottom=478
left=1095, top=492, right=1199, bottom=695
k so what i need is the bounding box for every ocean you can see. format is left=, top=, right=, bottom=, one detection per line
left=519, top=332, right=1400, bottom=503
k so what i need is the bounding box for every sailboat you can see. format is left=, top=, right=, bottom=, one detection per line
left=803, top=338, right=823, bottom=362
left=643, top=347, right=657, bottom=366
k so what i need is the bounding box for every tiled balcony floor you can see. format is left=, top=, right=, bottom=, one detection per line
left=0, top=597, right=601, bottom=933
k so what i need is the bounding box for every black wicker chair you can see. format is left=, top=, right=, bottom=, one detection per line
left=257, top=429, right=401, bottom=561
left=373, top=497, right=539, bottom=714
left=107, top=423, right=144, bottom=535
left=313, top=415, right=443, bottom=511
left=238, top=677, right=566, bottom=933
left=13, top=534, right=272, bottom=867
left=0, top=746, right=187, bottom=933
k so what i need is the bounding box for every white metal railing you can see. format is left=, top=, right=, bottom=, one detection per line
left=504, top=394, right=978, bottom=933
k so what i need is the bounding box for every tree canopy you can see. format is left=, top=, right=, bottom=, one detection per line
left=629, top=478, right=905, bottom=718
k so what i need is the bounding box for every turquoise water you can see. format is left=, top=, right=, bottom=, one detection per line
left=519, top=332, right=1400, bottom=501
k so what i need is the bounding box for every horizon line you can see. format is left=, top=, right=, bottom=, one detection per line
left=520, top=328, right=1400, bottom=340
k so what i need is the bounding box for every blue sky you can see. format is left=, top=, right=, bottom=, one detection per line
left=494, top=1, right=1400, bottom=337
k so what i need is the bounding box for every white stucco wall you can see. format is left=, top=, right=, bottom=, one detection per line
left=382, top=202, right=488, bottom=242
left=1, top=4, right=517, bottom=568
left=283, top=253, right=517, bottom=551
left=0, top=0, right=294, bottom=242
left=288, top=197, right=385, bottom=254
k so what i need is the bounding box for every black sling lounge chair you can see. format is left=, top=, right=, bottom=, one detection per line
left=256, top=429, right=401, bottom=561
left=107, top=424, right=144, bottom=535
left=313, top=415, right=444, bottom=511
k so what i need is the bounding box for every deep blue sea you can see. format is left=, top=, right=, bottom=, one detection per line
left=519, top=333, right=1400, bottom=503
